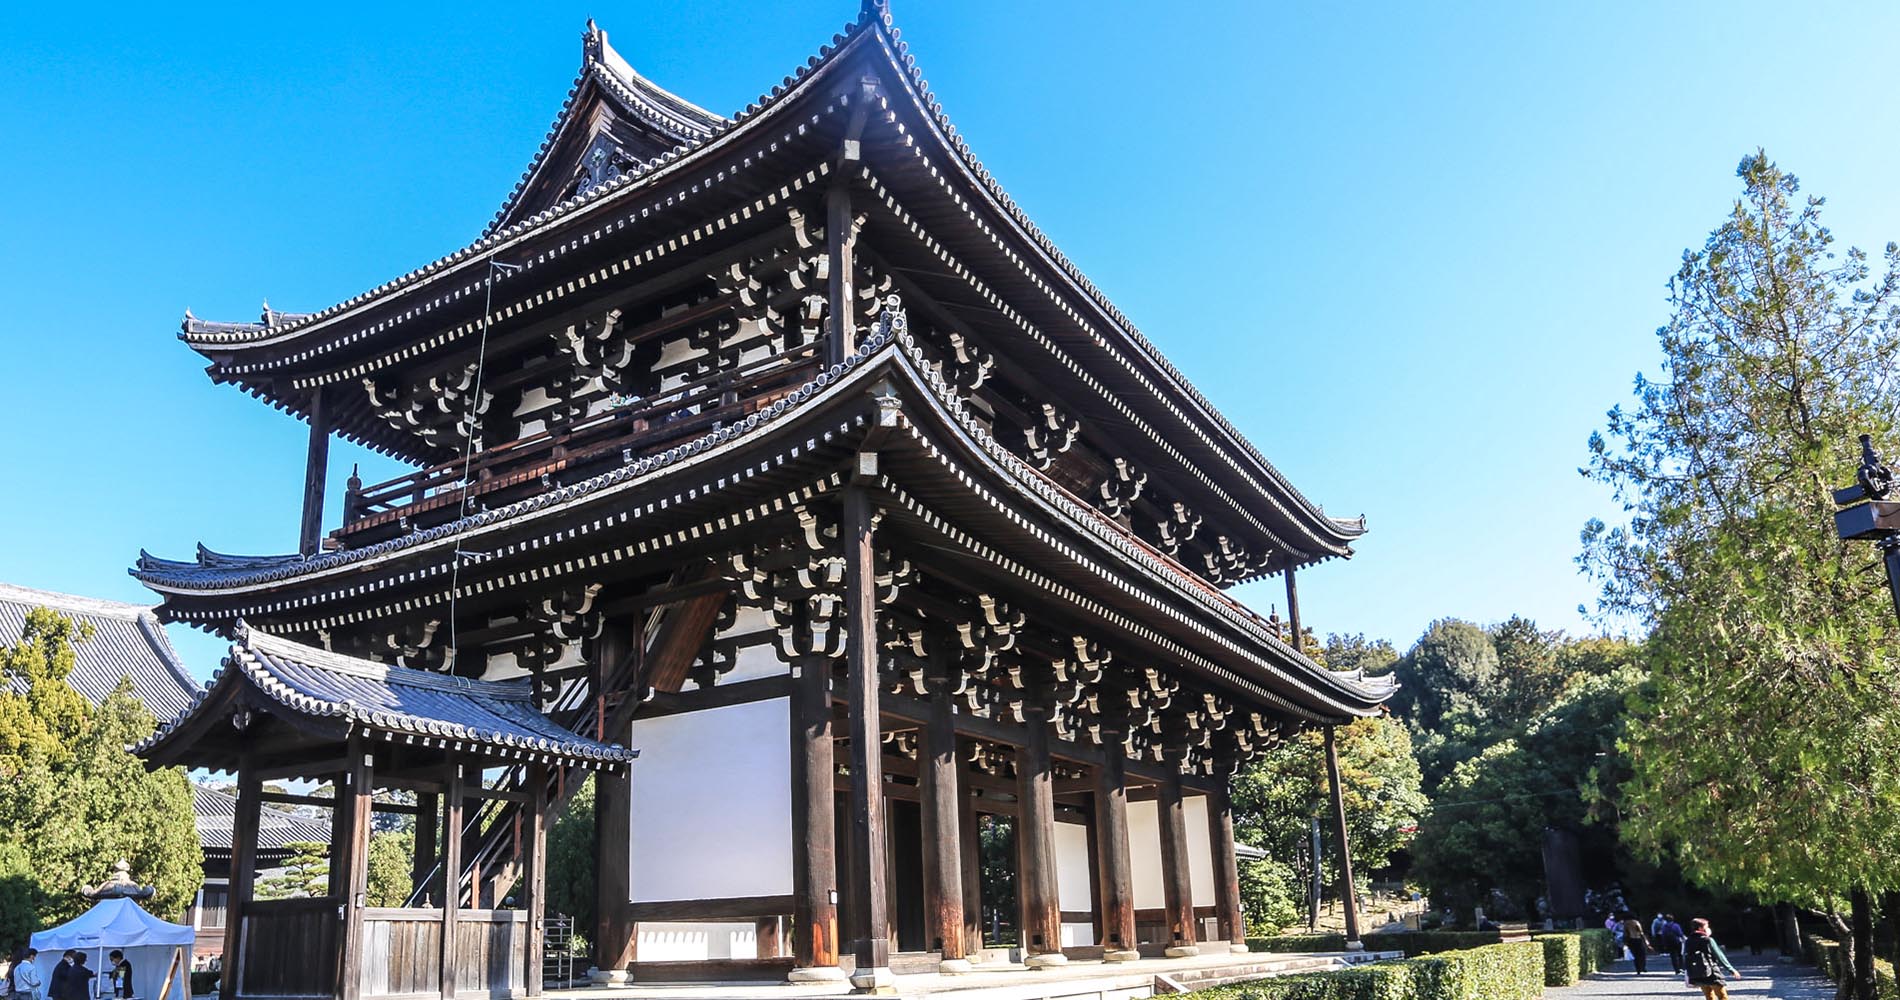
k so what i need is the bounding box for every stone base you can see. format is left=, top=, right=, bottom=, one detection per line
left=848, top=966, right=895, bottom=991
left=1103, top=949, right=1143, bottom=963
left=1229, top=943, right=1252, bottom=955
left=587, top=969, right=631, bottom=986
left=938, top=959, right=975, bottom=975
left=788, top=966, right=850, bottom=983
left=1023, top=952, right=1069, bottom=969
left=1344, top=939, right=1366, bottom=952
left=1165, top=945, right=1201, bottom=959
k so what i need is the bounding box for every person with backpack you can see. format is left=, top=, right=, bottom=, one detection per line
left=1655, top=914, right=1686, bottom=974
left=1683, top=917, right=1743, bottom=999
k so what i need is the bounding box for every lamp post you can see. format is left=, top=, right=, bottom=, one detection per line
left=1832, top=434, right=1900, bottom=621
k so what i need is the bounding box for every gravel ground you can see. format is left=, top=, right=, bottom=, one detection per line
left=1548, top=953, right=1834, bottom=1000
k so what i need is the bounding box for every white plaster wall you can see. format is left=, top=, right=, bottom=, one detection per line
left=1055, top=822, right=1094, bottom=912
left=1186, top=794, right=1214, bottom=908
left=635, top=922, right=759, bottom=961
left=1060, top=922, right=1096, bottom=948
left=1128, top=799, right=1164, bottom=910
left=628, top=697, right=793, bottom=902
left=719, top=609, right=790, bottom=683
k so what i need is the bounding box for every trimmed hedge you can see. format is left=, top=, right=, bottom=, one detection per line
left=1192, top=941, right=1545, bottom=1000
left=1247, top=931, right=1504, bottom=957
left=1577, top=928, right=1618, bottom=972
left=1535, top=933, right=1583, bottom=986
left=1806, top=933, right=1900, bottom=997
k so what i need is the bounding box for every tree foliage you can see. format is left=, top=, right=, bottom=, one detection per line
left=1583, top=151, right=1900, bottom=917
left=0, top=610, right=202, bottom=924
left=257, top=841, right=330, bottom=900
left=547, top=774, right=596, bottom=933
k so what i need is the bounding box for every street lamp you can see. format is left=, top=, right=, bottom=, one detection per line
left=1832, top=434, right=1900, bottom=620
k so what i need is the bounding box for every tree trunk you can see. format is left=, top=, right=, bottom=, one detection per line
left=1825, top=909, right=1856, bottom=1000
left=1884, top=892, right=1900, bottom=982
left=1777, top=903, right=1801, bottom=959
left=1852, top=888, right=1878, bottom=1000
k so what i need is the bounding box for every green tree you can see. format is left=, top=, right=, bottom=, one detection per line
left=1584, top=151, right=1900, bottom=999
left=257, top=842, right=330, bottom=900
left=546, top=774, right=597, bottom=933
left=1321, top=634, right=1400, bottom=676
left=366, top=828, right=415, bottom=906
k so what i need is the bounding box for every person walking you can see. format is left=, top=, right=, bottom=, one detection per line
left=9, top=949, right=44, bottom=1000
left=1683, top=917, right=1744, bottom=1000
left=1621, top=912, right=1654, bottom=974
left=1657, top=914, right=1685, bottom=974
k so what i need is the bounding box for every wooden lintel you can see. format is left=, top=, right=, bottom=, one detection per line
left=255, top=756, right=353, bottom=782
left=637, top=674, right=791, bottom=719
left=627, top=894, right=796, bottom=922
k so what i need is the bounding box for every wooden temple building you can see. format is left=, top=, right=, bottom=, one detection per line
left=134, top=3, right=1394, bottom=996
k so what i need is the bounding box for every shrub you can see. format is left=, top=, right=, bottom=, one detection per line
left=1246, top=931, right=1503, bottom=957
left=1249, top=933, right=1349, bottom=953
left=1576, top=928, right=1617, bottom=973
left=1195, top=940, right=1545, bottom=1000
left=1534, top=932, right=1583, bottom=986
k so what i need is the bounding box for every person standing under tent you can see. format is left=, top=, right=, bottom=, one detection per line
left=8, top=948, right=43, bottom=1000
left=56, top=954, right=91, bottom=1000
left=104, top=952, right=131, bottom=1000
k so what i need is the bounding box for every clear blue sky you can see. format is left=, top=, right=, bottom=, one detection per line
left=4, top=1, right=1899, bottom=678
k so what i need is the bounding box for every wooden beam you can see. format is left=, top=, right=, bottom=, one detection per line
left=790, top=652, right=839, bottom=972
left=636, top=674, right=791, bottom=719
left=643, top=585, right=731, bottom=694
left=1156, top=762, right=1198, bottom=954
left=1284, top=569, right=1302, bottom=648
left=337, top=734, right=373, bottom=1000
left=1094, top=745, right=1137, bottom=959
left=413, top=793, right=439, bottom=900
left=1017, top=709, right=1064, bottom=964
left=220, top=752, right=261, bottom=1000
left=524, top=762, right=549, bottom=997
left=756, top=916, right=782, bottom=959
left=1210, top=783, right=1245, bottom=950
left=919, top=661, right=966, bottom=963
left=626, top=895, right=796, bottom=921
left=842, top=485, right=889, bottom=984
left=1325, top=726, right=1362, bottom=946
left=824, top=172, right=857, bottom=366
left=255, top=756, right=352, bottom=782
left=595, top=626, right=638, bottom=976
left=440, top=763, right=463, bottom=1000
left=300, top=388, right=331, bottom=557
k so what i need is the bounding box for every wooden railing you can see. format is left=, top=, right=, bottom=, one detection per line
left=238, top=897, right=340, bottom=998
left=336, top=348, right=821, bottom=547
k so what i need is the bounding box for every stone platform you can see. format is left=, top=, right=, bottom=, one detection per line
left=560, top=948, right=1402, bottom=1000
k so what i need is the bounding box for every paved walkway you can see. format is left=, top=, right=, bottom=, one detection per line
left=1550, top=953, right=1832, bottom=1000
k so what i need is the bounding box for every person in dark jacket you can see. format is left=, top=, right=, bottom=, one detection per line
left=105, top=951, right=131, bottom=1000
left=1684, top=917, right=1743, bottom=1000
left=1656, top=915, right=1685, bottom=974
left=58, top=953, right=92, bottom=1000
left=47, top=952, right=74, bottom=1000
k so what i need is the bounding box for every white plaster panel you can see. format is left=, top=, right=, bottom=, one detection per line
left=726, top=639, right=789, bottom=683
left=1187, top=794, right=1214, bottom=908
left=635, top=922, right=759, bottom=961
left=1054, top=821, right=1094, bottom=912
left=628, top=697, right=793, bottom=902
left=1128, top=799, right=1164, bottom=910
left=1060, top=922, right=1095, bottom=947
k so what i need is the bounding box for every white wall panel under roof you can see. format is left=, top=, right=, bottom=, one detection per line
left=628, top=697, right=793, bottom=902
left=1129, top=799, right=1164, bottom=911
left=1056, top=819, right=1096, bottom=947
left=1187, top=794, right=1214, bottom=908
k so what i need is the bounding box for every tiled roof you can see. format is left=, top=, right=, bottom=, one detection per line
left=140, top=624, right=635, bottom=768
left=0, top=582, right=202, bottom=721
left=192, top=784, right=332, bottom=858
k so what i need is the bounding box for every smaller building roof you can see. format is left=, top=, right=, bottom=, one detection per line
left=139, top=624, right=635, bottom=771
left=0, top=582, right=202, bottom=721
left=193, top=784, right=333, bottom=860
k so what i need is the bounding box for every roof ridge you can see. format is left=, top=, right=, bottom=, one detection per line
left=0, top=581, right=158, bottom=621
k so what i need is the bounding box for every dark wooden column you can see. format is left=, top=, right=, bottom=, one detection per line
left=824, top=177, right=858, bottom=367
left=440, top=763, right=464, bottom=1000
left=524, top=763, right=549, bottom=996
left=1016, top=702, right=1066, bottom=967
left=788, top=650, right=840, bottom=979
left=327, top=768, right=354, bottom=898
left=1283, top=568, right=1302, bottom=647
left=756, top=917, right=782, bottom=959
left=1210, top=782, right=1247, bottom=952
left=919, top=646, right=969, bottom=971
left=1323, top=725, right=1363, bottom=948
left=841, top=486, right=891, bottom=988
left=1093, top=738, right=1138, bottom=961
left=1156, top=760, right=1200, bottom=957
left=956, top=758, right=982, bottom=956
left=299, top=388, right=331, bottom=556
left=413, top=791, right=439, bottom=902
left=220, top=752, right=261, bottom=1000
left=594, top=624, right=637, bottom=980
left=338, top=738, right=374, bottom=1000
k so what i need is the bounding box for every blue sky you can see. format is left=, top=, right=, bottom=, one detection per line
left=4, top=1, right=1899, bottom=678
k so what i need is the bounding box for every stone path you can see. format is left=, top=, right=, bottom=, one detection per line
left=1548, top=952, right=1833, bottom=1000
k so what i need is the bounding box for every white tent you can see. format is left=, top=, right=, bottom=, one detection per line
left=30, top=898, right=193, bottom=1000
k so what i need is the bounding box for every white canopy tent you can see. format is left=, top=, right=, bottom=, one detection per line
left=30, top=898, right=193, bottom=1000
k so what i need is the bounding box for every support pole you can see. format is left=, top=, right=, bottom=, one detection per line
left=221, top=752, right=261, bottom=1000
left=593, top=626, right=637, bottom=981
left=1016, top=703, right=1066, bottom=968
left=956, top=758, right=982, bottom=956
left=300, top=388, right=331, bottom=556
left=788, top=651, right=840, bottom=981
left=1283, top=568, right=1302, bottom=650
left=824, top=177, right=858, bottom=367
left=441, top=763, right=463, bottom=1000
left=1156, top=761, right=1199, bottom=958
left=842, top=485, right=891, bottom=990
left=524, top=763, right=549, bottom=997
left=413, top=792, right=439, bottom=902
left=1210, top=783, right=1248, bottom=953
left=1323, top=726, right=1363, bottom=949
left=338, top=736, right=373, bottom=1000
left=919, top=648, right=970, bottom=972
left=1093, top=742, right=1139, bottom=962
left=756, top=917, right=782, bottom=959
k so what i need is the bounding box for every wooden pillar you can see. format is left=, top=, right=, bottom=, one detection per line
left=327, top=770, right=354, bottom=899
left=300, top=388, right=331, bottom=556
left=789, top=651, right=840, bottom=978
left=1156, top=762, right=1199, bottom=957
left=1323, top=726, right=1363, bottom=948
left=1210, top=783, right=1246, bottom=952
left=1093, top=741, right=1138, bottom=961
left=956, top=762, right=982, bottom=956
left=1016, top=705, right=1066, bottom=967
left=756, top=917, right=782, bottom=959
left=413, top=792, right=439, bottom=903
left=1283, top=569, right=1302, bottom=649
left=918, top=654, right=968, bottom=970
left=824, top=177, right=858, bottom=367
left=440, top=763, right=464, bottom=1000
left=842, top=485, right=890, bottom=988
left=524, top=762, right=549, bottom=997
left=220, top=752, right=261, bottom=1000
left=338, top=737, right=374, bottom=1000
left=594, top=624, right=638, bottom=979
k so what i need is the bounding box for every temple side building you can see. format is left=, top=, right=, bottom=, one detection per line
left=134, top=4, right=1393, bottom=997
